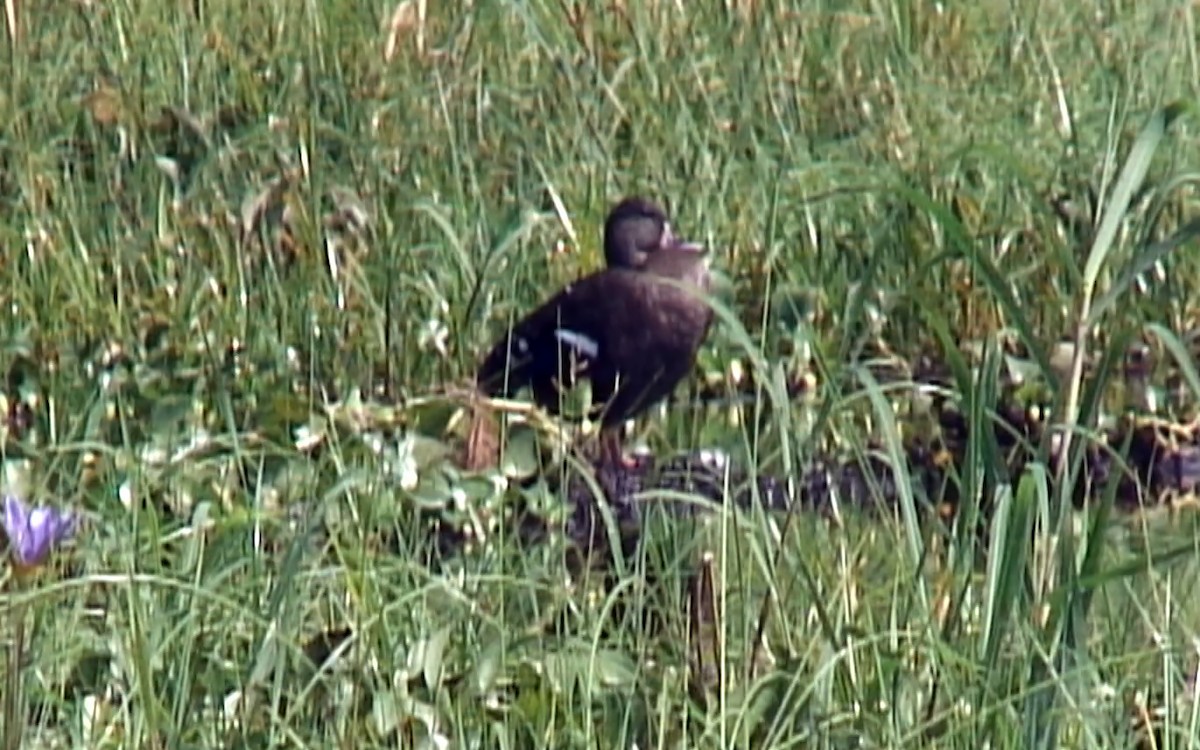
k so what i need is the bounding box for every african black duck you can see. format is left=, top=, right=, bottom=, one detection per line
left=466, top=197, right=714, bottom=469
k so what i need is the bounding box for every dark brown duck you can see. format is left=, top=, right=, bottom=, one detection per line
left=468, top=197, right=714, bottom=468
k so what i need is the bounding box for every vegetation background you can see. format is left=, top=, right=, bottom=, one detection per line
left=3, top=0, right=1200, bottom=747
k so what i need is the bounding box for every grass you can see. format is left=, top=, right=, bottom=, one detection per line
left=3, top=0, right=1200, bottom=747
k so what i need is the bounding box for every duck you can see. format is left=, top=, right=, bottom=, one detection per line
left=466, top=197, right=714, bottom=469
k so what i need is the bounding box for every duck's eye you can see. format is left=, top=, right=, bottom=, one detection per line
left=623, top=216, right=660, bottom=251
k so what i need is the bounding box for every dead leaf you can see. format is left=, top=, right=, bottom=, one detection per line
left=688, top=552, right=722, bottom=701
left=383, top=0, right=426, bottom=63
left=240, top=176, right=290, bottom=245
left=152, top=106, right=211, bottom=149
left=462, top=398, right=500, bottom=471
left=82, top=85, right=124, bottom=127
left=5, top=0, right=19, bottom=46
left=324, top=187, right=372, bottom=237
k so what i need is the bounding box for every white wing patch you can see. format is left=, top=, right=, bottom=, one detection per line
left=554, top=328, right=599, bottom=359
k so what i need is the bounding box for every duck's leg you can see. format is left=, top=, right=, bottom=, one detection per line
left=599, top=426, right=638, bottom=470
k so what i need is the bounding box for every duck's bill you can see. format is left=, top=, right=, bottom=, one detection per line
left=669, top=239, right=706, bottom=253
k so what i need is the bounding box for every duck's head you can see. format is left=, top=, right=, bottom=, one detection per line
left=604, top=196, right=703, bottom=269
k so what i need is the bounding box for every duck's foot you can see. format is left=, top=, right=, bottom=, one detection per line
left=599, top=428, right=637, bottom=470
left=614, top=454, right=639, bottom=470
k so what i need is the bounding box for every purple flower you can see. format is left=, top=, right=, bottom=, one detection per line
left=2, top=495, right=76, bottom=571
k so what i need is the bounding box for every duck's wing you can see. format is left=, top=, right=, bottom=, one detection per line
left=475, top=274, right=620, bottom=406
